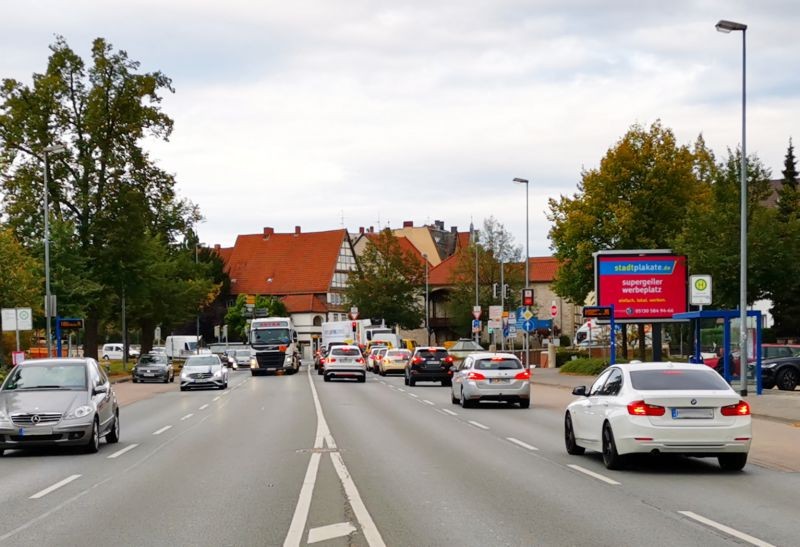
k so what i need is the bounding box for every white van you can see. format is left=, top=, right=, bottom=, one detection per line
left=101, top=343, right=140, bottom=360
left=164, top=336, right=202, bottom=359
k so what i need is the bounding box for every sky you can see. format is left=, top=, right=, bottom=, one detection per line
left=2, top=0, right=798, bottom=256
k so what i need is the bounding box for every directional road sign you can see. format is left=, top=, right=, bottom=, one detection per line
left=472, top=306, right=482, bottom=320
left=471, top=319, right=482, bottom=333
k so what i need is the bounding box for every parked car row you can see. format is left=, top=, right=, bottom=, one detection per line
left=703, top=343, right=800, bottom=390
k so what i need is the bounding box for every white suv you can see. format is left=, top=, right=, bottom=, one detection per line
left=101, top=343, right=140, bottom=360
left=322, top=345, right=367, bottom=383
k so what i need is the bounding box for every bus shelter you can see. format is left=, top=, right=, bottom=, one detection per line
left=672, top=309, right=763, bottom=395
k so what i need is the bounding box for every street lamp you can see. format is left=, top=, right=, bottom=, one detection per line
left=513, top=177, right=530, bottom=367
left=423, top=253, right=430, bottom=345
left=716, top=18, right=748, bottom=396
left=195, top=243, right=205, bottom=354
left=43, top=144, right=66, bottom=357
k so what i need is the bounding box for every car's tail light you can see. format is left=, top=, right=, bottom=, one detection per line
left=320, top=358, right=326, bottom=364
left=412, top=357, right=423, bottom=365
left=466, top=371, right=486, bottom=381
left=355, top=357, right=364, bottom=364
left=627, top=400, right=666, bottom=416
left=514, top=370, right=531, bottom=380
left=444, top=356, right=454, bottom=364
left=721, top=401, right=750, bottom=416
left=328, top=358, right=336, bottom=363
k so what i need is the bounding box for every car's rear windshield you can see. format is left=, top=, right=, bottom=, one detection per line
left=474, top=358, right=522, bottom=370
left=418, top=350, right=448, bottom=358
left=2, top=364, right=87, bottom=391
left=629, top=369, right=731, bottom=391
left=387, top=350, right=410, bottom=358
left=332, top=348, right=361, bottom=356
left=184, top=356, right=220, bottom=367
left=235, top=350, right=251, bottom=357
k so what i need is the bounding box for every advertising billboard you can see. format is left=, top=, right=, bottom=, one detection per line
left=595, top=251, right=688, bottom=322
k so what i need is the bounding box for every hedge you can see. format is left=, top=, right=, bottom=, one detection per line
left=559, top=358, right=609, bottom=376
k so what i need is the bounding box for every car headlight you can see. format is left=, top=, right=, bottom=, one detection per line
left=250, top=359, right=257, bottom=369
left=762, top=362, right=777, bottom=369
left=213, top=370, right=223, bottom=378
left=65, top=405, right=93, bottom=420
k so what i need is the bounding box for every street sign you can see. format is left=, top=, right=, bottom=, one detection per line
left=488, top=319, right=502, bottom=329
left=522, top=309, right=534, bottom=321
left=690, top=275, right=712, bottom=306
left=472, top=306, right=482, bottom=320
left=58, top=318, right=84, bottom=330
left=583, top=306, right=612, bottom=319
left=350, top=306, right=359, bottom=320
left=550, top=304, right=558, bottom=317
left=522, top=319, right=536, bottom=333
left=522, top=288, right=534, bottom=306
left=489, top=305, right=503, bottom=321
left=471, top=319, right=482, bottom=333
left=2, top=308, right=33, bottom=331
left=245, top=295, right=256, bottom=305
left=508, top=325, right=517, bottom=337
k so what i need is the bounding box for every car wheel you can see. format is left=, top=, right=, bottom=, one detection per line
left=251, top=370, right=257, bottom=376
left=180, top=386, right=187, bottom=391
left=718, top=453, right=748, bottom=471
left=358, top=375, right=366, bottom=383
left=132, top=377, right=138, bottom=383
left=163, top=374, right=169, bottom=384
left=323, top=374, right=331, bottom=382
left=222, top=382, right=228, bottom=389
left=451, top=389, right=459, bottom=404
left=442, top=379, right=452, bottom=387
left=460, top=387, right=474, bottom=408
left=601, top=422, right=624, bottom=470
left=408, top=376, right=416, bottom=387
left=761, top=381, right=775, bottom=390
left=102, top=355, right=109, bottom=361
left=776, top=368, right=799, bottom=391
left=518, top=398, right=530, bottom=409
left=404, top=375, right=409, bottom=386
left=0, top=448, right=4, bottom=457
left=564, top=413, right=584, bottom=455
left=380, top=370, right=385, bottom=376
left=85, top=418, right=100, bottom=454
left=318, top=367, right=324, bottom=376
left=106, top=412, right=120, bottom=444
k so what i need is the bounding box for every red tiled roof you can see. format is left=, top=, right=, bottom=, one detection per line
left=362, top=233, right=427, bottom=266
left=215, top=247, right=233, bottom=264
left=428, top=251, right=467, bottom=286
left=457, top=232, right=471, bottom=249
left=281, top=294, right=329, bottom=314
left=224, top=228, right=347, bottom=296
left=527, top=257, right=559, bottom=283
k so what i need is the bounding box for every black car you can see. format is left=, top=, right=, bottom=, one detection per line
left=132, top=353, right=174, bottom=383
left=760, top=357, right=800, bottom=391
left=404, top=346, right=454, bottom=386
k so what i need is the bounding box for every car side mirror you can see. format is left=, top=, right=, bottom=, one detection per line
left=93, top=385, right=108, bottom=395
left=449, top=366, right=458, bottom=372
left=572, top=386, right=587, bottom=397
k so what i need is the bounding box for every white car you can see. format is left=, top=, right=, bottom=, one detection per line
left=564, top=362, right=751, bottom=471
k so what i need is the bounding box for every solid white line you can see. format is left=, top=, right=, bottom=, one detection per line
left=199, top=404, right=209, bottom=410
left=408, top=393, right=419, bottom=398
left=307, top=522, right=357, bottom=544
left=423, top=399, right=435, bottom=406
left=567, top=464, right=621, bottom=485
left=30, top=475, right=81, bottom=499
left=379, top=381, right=386, bottom=384
left=221, top=391, right=229, bottom=396
left=441, top=409, right=458, bottom=416
left=506, top=437, right=539, bottom=451
left=180, top=413, right=194, bottom=421
left=213, top=396, right=220, bottom=401
left=468, top=420, right=489, bottom=430
left=152, top=425, right=172, bottom=436
left=107, top=444, right=139, bottom=459
left=678, top=511, right=775, bottom=547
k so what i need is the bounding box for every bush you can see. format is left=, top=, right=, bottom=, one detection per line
left=560, top=358, right=611, bottom=376
left=555, top=350, right=584, bottom=367
left=559, top=335, right=572, bottom=348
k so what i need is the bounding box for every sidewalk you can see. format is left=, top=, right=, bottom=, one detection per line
left=531, top=367, right=800, bottom=425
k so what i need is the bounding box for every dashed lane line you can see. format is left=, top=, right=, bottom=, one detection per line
left=440, top=409, right=458, bottom=416
left=180, top=413, right=194, bottom=421
left=423, top=400, right=435, bottom=406
left=199, top=404, right=209, bottom=410
left=29, top=475, right=81, bottom=499
left=567, top=464, right=620, bottom=485
left=408, top=393, right=419, bottom=399
left=152, top=425, right=172, bottom=436
left=107, top=444, right=139, bottom=459
left=506, top=437, right=538, bottom=451
left=468, top=420, right=489, bottom=430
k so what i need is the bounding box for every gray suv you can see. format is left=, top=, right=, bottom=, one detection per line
left=0, top=358, right=120, bottom=456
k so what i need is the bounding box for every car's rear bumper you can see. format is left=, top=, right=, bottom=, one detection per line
left=324, top=366, right=366, bottom=379
left=462, top=381, right=530, bottom=401
left=408, top=368, right=450, bottom=381
left=611, top=418, right=752, bottom=455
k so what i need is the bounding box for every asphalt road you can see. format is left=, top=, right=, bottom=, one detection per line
left=0, top=363, right=796, bottom=546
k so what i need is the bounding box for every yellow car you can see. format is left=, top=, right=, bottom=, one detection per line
left=379, top=349, right=412, bottom=376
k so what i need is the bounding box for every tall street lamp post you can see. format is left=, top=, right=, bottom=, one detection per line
left=195, top=243, right=203, bottom=354
left=43, top=144, right=66, bottom=357
left=423, top=253, right=430, bottom=345
left=513, top=177, right=530, bottom=367
left=716, top=18, right=748, bottom=396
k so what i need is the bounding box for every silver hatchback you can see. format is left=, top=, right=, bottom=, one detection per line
left=450, top=352, right=531, bottom=408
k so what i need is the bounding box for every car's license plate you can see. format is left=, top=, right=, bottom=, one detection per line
left=671, top=408, right=714, bottom=419
left=144, top=372, right=155, bottom=376
left=489, top=378, right=510, bottom=384
left=427, top=360, right=440, bottom=365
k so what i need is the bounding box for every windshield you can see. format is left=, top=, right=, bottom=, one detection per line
left=138, top=355, right=167, bottom=365
left=184, top=356, right=221, bottom=367
left=630, top=369, right=731, bottom=390
left=418, top=350, right=448, bottom=359
left=251, top=328, right=291, bottom=344
left=235, top=350, right=251, bottom=357
left=474, top=358, right=522, bottom=370
left=2, top=363, right=88, bottom=391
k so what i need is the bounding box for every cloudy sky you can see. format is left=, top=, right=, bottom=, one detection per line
left=2, top=1, right=798, bottom=255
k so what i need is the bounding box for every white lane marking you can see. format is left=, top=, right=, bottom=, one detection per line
left=379, top=381, right=386, bottom=384
left=397, top=388, right=406, bottom=392
left=423, top=399, right=435, bottom=406
left=678, top=511, right=775, bottom=547
left=180, top=413, right=194, bottom=421
left=107, top=444, right=139, bottom=459
left=567, top=464, right=621, bottom=485
left=199, top=404, right=209, bottom=410
left=408, top=393, right=419, bottom=398
left=506, top=437, right=539, bottom=451
left=468, top=420, right=489, bottom=430
left=30, top=475, right=81, bottom=499
left=388, top=385, right=397, bottom=390
left=307, top=522, right=357, bottom=544
left=221, top=391, right=230, bottom=396
left=213, top=396, right=220, bottom=401
left=440, top=409, right=458, bottom=416
left=284, top=366, right=386, bottom=547
left=152, top=425, right=172, bottom=436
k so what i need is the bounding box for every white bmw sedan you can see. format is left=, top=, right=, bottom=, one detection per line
left=564, top=362, right=751, bottom=471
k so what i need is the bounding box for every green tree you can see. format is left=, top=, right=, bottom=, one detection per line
left=777, top=138, right=799, bottom=219
left=547, top=122, right=713, bottom=304
left=345, top=229, right=424, bottom=330
left=480, top=216, right=522, bottom=263
left=224, top=294, right=289, bottom=341
left=0, top=37, right=201, bottom=357
left=0, top=229, right=41, bottom=360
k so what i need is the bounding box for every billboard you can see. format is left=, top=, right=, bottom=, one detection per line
left=595, top=251, right=688, bottom=322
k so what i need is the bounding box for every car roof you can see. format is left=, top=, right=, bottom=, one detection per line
left=416, top=346, right=447, bottom=351
left=467, top=352, right=520, bottom=360
left=611, top=361, right=716, bottom=372
left=331, top=345, right=361, bottom=351
left=19, top=358, right=91, bottom=366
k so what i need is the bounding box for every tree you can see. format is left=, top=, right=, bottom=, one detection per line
left=0, top=228, right=41, bottom=360
left=480, top=216, right=522, bottom=263
left=225, top=295, right=290, bottom=341
left=0, top=37, right=201, bottom=357
left=777, top=138, right=799, bottom=219
left=344, top=229, right=424, bottom=330
left=548, top=122, right=712, bottom=304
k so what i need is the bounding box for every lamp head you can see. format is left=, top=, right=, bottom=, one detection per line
left=513, top=177, right=529, bottom=184
left=44, top=144, right=66, bottom=155
left=716, top=20, right=747, bottom=33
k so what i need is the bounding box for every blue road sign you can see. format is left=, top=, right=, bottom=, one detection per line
left=471, top=319, right=481, bottom=333
left=522, top=319, right=536, bottom=332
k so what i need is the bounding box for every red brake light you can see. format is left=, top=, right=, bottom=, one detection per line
left=328, top=358, right=336, bottom=363
left=444, top=356, right=454, bottom=363
left=514, top=370, right=531, bottom=380
left=320, top=358, right=326, bottom=364
left=355, top=357, right=364, bottom=364
left=721, top=401, right=750, bottom=416
left=627, top=400, right=666, bottom=416
left=412, top=356, right=423, bottom=365
left=467, top=371, right=486, bottom=381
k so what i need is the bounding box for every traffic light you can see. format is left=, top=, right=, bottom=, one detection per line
left=503, top=284, right=510, bottom=299
left=492, top=283, right=499, bottom=299
left=522, top=288, right=534, bottom=307
left=351, top=321, right=357, bottom=333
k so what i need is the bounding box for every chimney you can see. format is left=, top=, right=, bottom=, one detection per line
left=403, top=220, right=413, bottom=228
left=263, top=227, right=274, bottom=239
left=434, top=220, right=444, bottom=230
left=359, top=227, right=365, bottom=234
left=369, top=226, right=374, bottom=233
left=450, top=226, right=458, bottom=233
left=294, top=225, right=301, bottom=235
left=214, top=244, right=221, bottom=251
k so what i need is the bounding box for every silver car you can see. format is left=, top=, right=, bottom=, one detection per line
left=450, top=352, right=531, bottom=408
left=180, top=355, right=229, bottom=390
left=323, top=345, right=367, bottom=383
left=0, top=358, right=120, bottom=456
